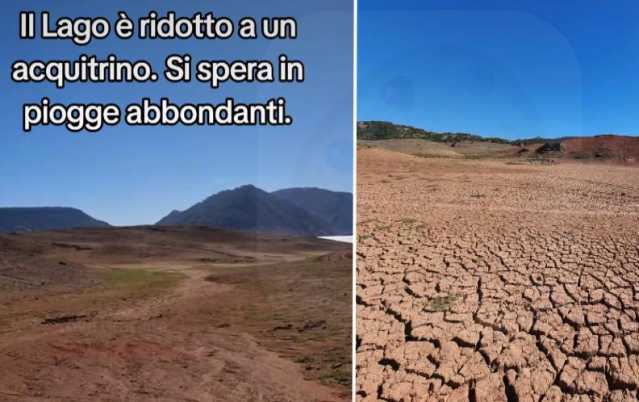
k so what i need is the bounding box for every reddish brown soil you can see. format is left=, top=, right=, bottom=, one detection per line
left=0, top=227, right=352, bottom=401
left=561, top=136, right=639, bottom=162
left=357, top=148, right=639, bottom=401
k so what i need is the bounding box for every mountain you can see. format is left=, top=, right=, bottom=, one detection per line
left=156, top=185, right=351, bottom=236
left=0, top=207, right=109, bottom=233
left=272, top=188, right=352, bottom=235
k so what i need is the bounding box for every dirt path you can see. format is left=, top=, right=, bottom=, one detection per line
left=0, top=262, right=343, bottom=401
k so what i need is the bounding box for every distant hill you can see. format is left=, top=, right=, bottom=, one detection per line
left=560, top=136, right=639, bottom=161
left=0, top=207, right=109, bottom=233
left=157, top=185, right=352, bottom=236
left=357, top=121, right=510, bottom=144
left=272, top=188, right=352, bottom=235
left=359, top=121, right=639, bottom=162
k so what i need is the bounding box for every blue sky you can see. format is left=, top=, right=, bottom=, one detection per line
left=0, top=0, right=353, bottom=225
left=359, top=0, right=639, bottom=140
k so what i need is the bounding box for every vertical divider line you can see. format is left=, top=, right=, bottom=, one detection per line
left=351, top=0, right=358, bottom=399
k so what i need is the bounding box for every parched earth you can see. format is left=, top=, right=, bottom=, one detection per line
left=0, top=227, right=352, bottom=402
left=357, top=148, right=639, bottom=401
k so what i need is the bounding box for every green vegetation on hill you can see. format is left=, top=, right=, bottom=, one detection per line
left=357, top=121, right=511, bottom=144
left=358, top=121, right=639, bottom=162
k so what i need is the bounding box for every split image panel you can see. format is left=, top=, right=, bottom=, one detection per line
left=356, top=1, right=639, bottom=401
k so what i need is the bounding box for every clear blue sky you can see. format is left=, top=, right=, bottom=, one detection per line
left=359, top=0, right=639, bottom=140
left=0, top=0, right=353, bottom=226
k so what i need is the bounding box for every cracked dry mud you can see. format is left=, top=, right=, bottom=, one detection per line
left=357, top=148, right=639, bottom=402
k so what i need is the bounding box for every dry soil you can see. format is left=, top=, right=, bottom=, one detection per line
left=357, top=147, right=639, bottom=402
left=0, top=226, right=352, bottom=402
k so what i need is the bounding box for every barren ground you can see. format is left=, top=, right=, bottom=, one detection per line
left=358, top=140, right=516, bottom=160
left=0, top=226, right=352, bottom=401
left=357, top=147, right=639, bottom=401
